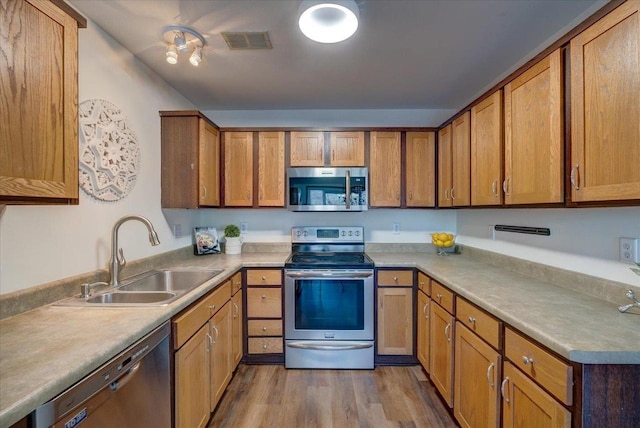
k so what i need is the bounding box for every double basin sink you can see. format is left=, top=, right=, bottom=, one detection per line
left=59, top=269, right=223, bottom=306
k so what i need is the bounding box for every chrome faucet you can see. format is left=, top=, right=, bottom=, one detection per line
left=618, top=289, right=640, bottom=313
left=109, top=215, right=160, bottom=288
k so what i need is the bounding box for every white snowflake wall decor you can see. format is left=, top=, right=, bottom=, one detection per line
left=78, top=99, right=140, bottom=202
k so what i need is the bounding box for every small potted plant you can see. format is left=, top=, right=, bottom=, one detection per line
left=224, top=224, right=243, bottom=254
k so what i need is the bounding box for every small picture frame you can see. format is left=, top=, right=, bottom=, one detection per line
left=193, top=227, right=221, bottom=255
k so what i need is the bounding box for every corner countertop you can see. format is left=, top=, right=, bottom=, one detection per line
left=1, top=250, right=639, bottom=427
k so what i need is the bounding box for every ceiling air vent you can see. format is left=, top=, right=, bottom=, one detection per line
left=221, top=32, right=272, bottom=50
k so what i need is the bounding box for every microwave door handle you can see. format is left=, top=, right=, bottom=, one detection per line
left=345, top=170, right=351, bottom=209
left=285, top=272, right=373, bottom=279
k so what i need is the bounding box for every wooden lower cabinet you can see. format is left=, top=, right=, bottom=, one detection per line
left=175, top=324, right=211, bottom=428
left=430, top=300, right=455, bottom=407
left=416, top=289, right=430, bottom=371
left=231, top=290, right=243, bottom=369
left=245, top=269, right=284, bottom=361
left=502, top=362, right=571, bottom=428
left=454, top=322, right=501, bottom=428
left=377, top=287, right=413, bottom=355
left=210, top=302, right=232, bottom=411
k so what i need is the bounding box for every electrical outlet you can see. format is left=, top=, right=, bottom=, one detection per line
left=392, top=223, right=400, bottom=235
left=240, top=222, right=248, bottom=233
left=173, top=224, right=182, bottom=238
left=619, top=237, right=639, bottom=264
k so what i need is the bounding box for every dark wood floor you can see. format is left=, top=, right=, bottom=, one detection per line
left=209, top=365, right=457, bottom=427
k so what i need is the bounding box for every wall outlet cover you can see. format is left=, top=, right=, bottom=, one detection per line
left=619, top=237, right=639, bottom=264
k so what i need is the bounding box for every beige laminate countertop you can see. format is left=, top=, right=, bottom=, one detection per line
left=1, top=250, right=639, bottom=427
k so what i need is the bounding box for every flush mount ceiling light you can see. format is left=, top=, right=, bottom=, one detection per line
left=162, top=25, right=206, bottom=66
left=298, top=0, right=359, bottom=43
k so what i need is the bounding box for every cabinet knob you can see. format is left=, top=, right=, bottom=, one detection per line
left=436, top=293, right=443, bottom=300
left=261, top=294, right=266, bottom=299
left=209, top=304, right=216, bottom=310
left=522, top=356, right=534, bottom=365
left=468, top=317, right=476, bottom=324
left=262, top=326, right=267, bottom=332
left=393, top=276, right=398, bottom=282
left=262, top=276, right=266, bottom=281
left=263, top=344, right=268, bottom=350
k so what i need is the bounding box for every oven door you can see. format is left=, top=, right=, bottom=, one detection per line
left=284, top=270, right=374, bottom=341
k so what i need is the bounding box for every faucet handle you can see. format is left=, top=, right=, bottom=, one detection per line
left=118, top=248, right=126, bottom=268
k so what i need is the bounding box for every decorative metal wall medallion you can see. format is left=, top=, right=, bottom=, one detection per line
left=78, top=99, right=140, bottom=202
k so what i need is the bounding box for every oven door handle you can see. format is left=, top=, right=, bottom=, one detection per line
left=286, top=342, right=373, bottom=351
left=285, top=271, right=373, bottom=279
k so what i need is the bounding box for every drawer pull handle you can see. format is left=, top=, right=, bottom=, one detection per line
left=209, top=304, right=216, bottom=310
left=263, top=344, right=268, bottom=350
left=419, top=281, right=424, bottom=286
left=468, top=317, right=476, bottom=324
left=444, top=323, right=451, bottom=342
left=262, top=326, right=267, bottom=332
left=501, top=377, right=510, bottom=403
left=393, top=276, right=398, bottom=282
left=522, top=356, right=534, bottom=365
left=436, top=293, right=443, bottom=300
left=261, top=294, right=266, bottom=300
left=486, top=363, right=495, bottom=387
left=262, top=276, right=266, bottom=281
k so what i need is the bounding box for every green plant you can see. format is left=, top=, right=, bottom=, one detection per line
left=224, top=224, right=241, bottom=238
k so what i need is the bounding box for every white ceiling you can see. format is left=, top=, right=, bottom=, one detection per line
left=69, top=0, right=602, bottom=112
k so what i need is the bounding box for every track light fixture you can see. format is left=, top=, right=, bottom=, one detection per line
left=162, top=26, right=206, bottom=66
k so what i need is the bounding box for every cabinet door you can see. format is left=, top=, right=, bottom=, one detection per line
left=258, top=131, right=285, bottom=206
left=231, top=290, right=243, bottom=369
left=417, top=290, right=430, bottom=372
left=502, top=362, right=571, bottom=428
left=571, top=2, right=640, bottom=202
left=430, top=302, right=454, bottom=407
left=224, top=131, right=253, bottom=206
left=504, top=49, right=563, bottom=204
left=438, top=125, right=453, bottom=207
left=370, top=131, right=401, bottom=207
left=199, top=120, right=220, bottom=206
left=329, top=131, right=365, bottom=166
left=175, top=324, right=211, bottom=428
left=210, top=302, right=232, bottom=411
left=454, top=322, right=501, bottom=428
left=406, top=132, right=436, bottom=207
left=0, top=0, right=78, bottom=201
left=452, top=112, right=471, bottom=206
left=377, top=287, right=413, bottom=355
left=471, top=90, right=503, bottom=206
left=290, top=131, right=325, bottom=166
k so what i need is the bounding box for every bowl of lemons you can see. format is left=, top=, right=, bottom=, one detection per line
left=430, top=232, right=457, bottom=255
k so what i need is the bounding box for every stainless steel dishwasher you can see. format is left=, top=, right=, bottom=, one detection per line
left=31, top=321, right=171, bottom=428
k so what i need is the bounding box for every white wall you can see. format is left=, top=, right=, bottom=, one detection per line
left=0, top=21, right=201, bottom=294
left=456, top=207, right=640, bottom=287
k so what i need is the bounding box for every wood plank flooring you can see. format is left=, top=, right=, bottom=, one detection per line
left=209, top=365, right=457, bottom=427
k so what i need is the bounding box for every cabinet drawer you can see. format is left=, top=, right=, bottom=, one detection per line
left=246, top=269, right=282, bottom=286
left=417, top=272, right=431, bottom=295
left=173, top=281, right=231, bottom=349
left=505, top=328, right=573, bottom=405
left=248, top=337, right=283, bottom=354
left=378, top=270, right=413, bottom=286
left=456, top=298, right=501, bottom=350
left=231, top=271, right=242, bottom=295
left=248, top=320, right=283, bottom=337
left=246, top=288, right=282, bottom=318
left=432, top=281, right=455, bottom=314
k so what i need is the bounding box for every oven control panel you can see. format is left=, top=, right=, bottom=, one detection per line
left=291, top=226, right=364, bottom=243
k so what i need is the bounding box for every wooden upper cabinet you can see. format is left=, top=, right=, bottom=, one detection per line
left=329, top=131, right=365, bottom=166
left=471, top=90, right=503, bottom=206
left=224, top=132, right=254, bottom=206
left=451, top=112, right=471, bottom=206
left=0, top=0, right=79, bottom=203
left=570, top=2, right=640, bottom=202
left=290, top=131, right=325, bottom=166
left=258, top=131, right=285, bottom=206
left=370, top=131, right=401, bottom=207
left=438, top=125, right=453, bottom=207
left=199, top=122, right=220, bottom=206
left=504, top=49, right=563, bottom=205
left=406, top=132, right=436, bottom=207
left=161, top=112, right=220, bottom=208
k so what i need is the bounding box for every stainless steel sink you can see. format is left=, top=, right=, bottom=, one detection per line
left=86, top=291, right=176, bottom=304
left=56, top=269, right=223, bottom=307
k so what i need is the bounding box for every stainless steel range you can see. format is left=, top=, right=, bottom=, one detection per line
left=284, top=226, right=374, bottom=369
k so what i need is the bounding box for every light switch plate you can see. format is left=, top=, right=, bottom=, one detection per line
left=392, top=223, right=400, bottom=235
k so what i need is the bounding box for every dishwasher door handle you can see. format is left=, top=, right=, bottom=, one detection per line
left=109, top=361, right=142, bottom=392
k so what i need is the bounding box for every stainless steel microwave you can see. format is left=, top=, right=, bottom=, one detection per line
left=287, top=167, right=368, bottom=212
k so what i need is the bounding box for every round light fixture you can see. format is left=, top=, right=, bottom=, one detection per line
left=299, top=0, right=359, bottom=43
left=166, top=44, right=178, bottom=64
left=189, top=46, right=202, bottom=66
